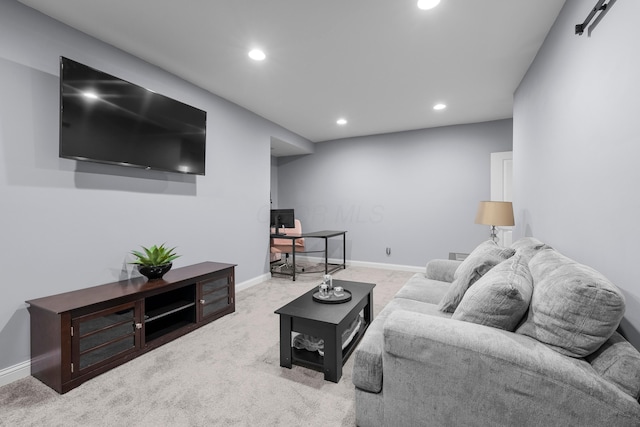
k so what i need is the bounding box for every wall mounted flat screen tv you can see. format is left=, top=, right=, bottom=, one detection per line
left=59, top=57, right=207, bottom=175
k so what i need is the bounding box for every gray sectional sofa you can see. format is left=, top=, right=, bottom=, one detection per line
left=352, top=238, right=640, bottom=426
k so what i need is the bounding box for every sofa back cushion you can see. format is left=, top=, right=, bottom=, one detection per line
left=438, top=240, right=515, bottom=313
left=510, top=237, right=551, bottom=261
left=516, top=249, right=626, bottom=358
left=510, top=236, right=545, bottom=252
left=452, top=254, right=533, bottom=331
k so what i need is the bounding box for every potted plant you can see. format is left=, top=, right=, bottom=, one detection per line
left=130, top=243, right=180, bottom=280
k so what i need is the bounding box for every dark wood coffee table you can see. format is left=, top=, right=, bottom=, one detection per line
left=275, top=280, right=375, bottom=382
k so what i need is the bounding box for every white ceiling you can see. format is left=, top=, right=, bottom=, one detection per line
left=19, top=0, right=566, bottom=146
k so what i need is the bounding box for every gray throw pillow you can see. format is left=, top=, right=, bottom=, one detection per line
left=452, top=254, right=533, bottom=331
left=516, top=249, right=626, bottom=358
left=438, top=240, right=515, bottom=313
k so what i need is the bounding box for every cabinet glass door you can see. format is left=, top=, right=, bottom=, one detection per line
left=72, top=301, right=141, bottom=375
left=199, top=276, right=231, bottom=319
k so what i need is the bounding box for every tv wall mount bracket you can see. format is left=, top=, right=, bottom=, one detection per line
left=575, top=0, right=609, bottom=35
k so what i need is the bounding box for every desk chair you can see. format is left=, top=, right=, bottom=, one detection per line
left=271, top=219, right=305, bottom=273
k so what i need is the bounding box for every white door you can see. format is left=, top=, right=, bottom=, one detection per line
left=490, top=151, right=513, bottom=246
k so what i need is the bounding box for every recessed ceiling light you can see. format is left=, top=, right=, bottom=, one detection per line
left=248, top=49, right=266, bottom=61
left=417, top=0, right=441, bottom=10
left=433, top=103, right=447, bottom=110
left=336, top=118, right=348, bottom=125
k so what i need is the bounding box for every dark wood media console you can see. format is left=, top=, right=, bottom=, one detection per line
left=26, top=262, right=236, bottom=393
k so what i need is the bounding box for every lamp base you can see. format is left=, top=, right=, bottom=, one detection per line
left=489, top=225, right=498, bottom=243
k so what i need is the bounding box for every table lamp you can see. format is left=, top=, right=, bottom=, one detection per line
left=474, top=201, right=515, bottom=243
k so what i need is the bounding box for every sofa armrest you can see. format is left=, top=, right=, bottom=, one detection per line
left=587, top=331, right=640, bottom=399
left=381, top=311, right=640, bottom=426
left=425, top=259, right=460, bottom=282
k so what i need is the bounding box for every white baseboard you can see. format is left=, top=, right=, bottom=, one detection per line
left=0, top=360, right=30, bottom=387
left=296, top=256, right=424, bottom=273
left=348, top=259, right=424, bottom=273
left=236, top=272, right=271, bottom=292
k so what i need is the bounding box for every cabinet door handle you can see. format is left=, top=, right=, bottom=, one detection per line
left=200, top=299, right=205, bottom=304
left=135, top=323, right=143, bottom=330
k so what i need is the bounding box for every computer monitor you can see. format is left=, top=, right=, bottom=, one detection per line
left=270, top=209, right=295, bottom=235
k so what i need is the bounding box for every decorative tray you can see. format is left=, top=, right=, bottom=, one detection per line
left=312, top=289, right=352, bottom=304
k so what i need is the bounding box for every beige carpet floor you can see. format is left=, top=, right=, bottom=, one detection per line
left=0, top=264, right=413, bottom=426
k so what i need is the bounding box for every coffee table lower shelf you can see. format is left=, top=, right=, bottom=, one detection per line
left=290, top=324, right=369, bottom=373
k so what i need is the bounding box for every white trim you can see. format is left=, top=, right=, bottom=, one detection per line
left=296, top=256, right=424, bottom=273
left=348, top=259, right=424, bottom=273
left=0, top=360, right=30, bottom=387
left=236, top=272, right=271, bottom=292
left=491, top=151, right=514, bottom=247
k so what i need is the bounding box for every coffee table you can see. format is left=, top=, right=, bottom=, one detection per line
left=274, top=280, right=375, bottom=382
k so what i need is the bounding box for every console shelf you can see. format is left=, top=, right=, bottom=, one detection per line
left=145, top=300, right=195, bottom=323
left=26, top=261, right=235, bottom=394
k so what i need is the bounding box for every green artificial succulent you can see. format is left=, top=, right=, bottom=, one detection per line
left=130, top=244, right=180, bottom=267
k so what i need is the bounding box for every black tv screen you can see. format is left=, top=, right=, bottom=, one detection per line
left=59, top=57, right=207, bottom=175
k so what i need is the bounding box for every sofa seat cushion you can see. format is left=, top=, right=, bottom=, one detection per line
left=438, top=240, right=515, bottom=313
left=516, top=249, right=626, bottom=358
left=586, top=332, right=640, bottom=399
left=394, top=274, right=451, bottom=304
left=352, top=298, right=451, bottom=393
left=452, top=254, right=533, bottom=331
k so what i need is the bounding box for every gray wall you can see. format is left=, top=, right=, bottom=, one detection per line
left=514, top=0, right=640, bottom=346
left=0, top=0, right=310, bottom=371
left=277, top=119, right=513, bottom=267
